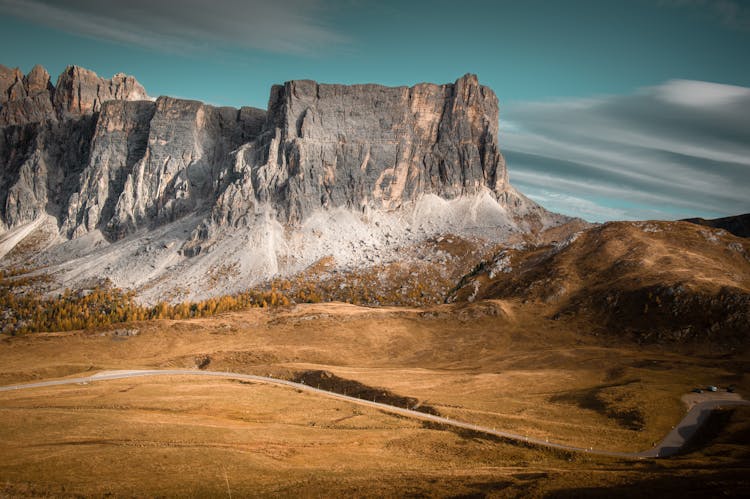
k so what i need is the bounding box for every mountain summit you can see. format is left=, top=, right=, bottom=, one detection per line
left=0, top=65, right=568, bottom=302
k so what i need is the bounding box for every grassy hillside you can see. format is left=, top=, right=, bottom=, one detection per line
left=0, top=302, right=747, bottom=496
left=450, top=221, right=750, bottom=345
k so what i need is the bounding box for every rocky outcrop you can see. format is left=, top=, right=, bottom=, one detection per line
left=0, top=116, right=97, bottom=231
left=4, top=67, right=556, bottom=243
left=0, top=64, right=148, bottom=128
left=0, top=65, right=18, bottom=101
left=0, top=65, right=151, bottom=232
left=0, top=64, right=55, bottom=127
left=53, top=65, right=149, bottom=119
left=682, top=213, right=750, bottom=238
left=101, top=97, right=264, bottom=238
left=62, top=100, right=157, bottom=238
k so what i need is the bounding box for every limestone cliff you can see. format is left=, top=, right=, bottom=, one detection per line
left=54, top=65, right=149, bottom=119
left=213, top=74, right=509, bottom=226
left=190, top=74, right=555, bottom=256
left=64, top=97, right=264, bottom=239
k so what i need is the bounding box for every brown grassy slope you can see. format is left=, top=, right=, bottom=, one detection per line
left=1, top=300, right=747, bottom=455
left=0, top=356, right=748, bottom=497
left=450, top=221, right=750, bottom=345
left=548, top=406, right=750, bottom=498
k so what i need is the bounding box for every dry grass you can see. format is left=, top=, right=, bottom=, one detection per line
left=0, top=299, right=748, bottom=496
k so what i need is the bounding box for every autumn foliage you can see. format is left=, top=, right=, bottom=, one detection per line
left=0, top=268, right=291, bottom=334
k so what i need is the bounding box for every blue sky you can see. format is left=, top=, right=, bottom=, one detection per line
left=1, top=0, right=748, bottom=221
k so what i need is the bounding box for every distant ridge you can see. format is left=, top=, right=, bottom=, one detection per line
left=682, top=213, right=750, bottom=238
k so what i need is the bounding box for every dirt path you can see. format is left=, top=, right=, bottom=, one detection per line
left=1, top=369, right=746, bottom=459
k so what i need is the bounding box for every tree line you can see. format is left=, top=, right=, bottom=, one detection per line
left=0, top=261, right=448, bottom=335
left=0, top=268, right=292, bottom=334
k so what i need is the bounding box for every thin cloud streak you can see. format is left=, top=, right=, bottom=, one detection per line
left=501, top=80, right=750, bottom=222
left=0, top=0, right=348, bottom=56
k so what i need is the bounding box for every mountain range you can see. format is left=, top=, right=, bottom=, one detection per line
left=1, top=64, right=748, bottom=347
left=0, top=64, right=569, bottom=302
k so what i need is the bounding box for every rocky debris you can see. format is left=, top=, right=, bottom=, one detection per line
left=100, top=328, right=139, bottom=337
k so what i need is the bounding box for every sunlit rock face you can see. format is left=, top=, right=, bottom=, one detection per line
left=0, top=64, right=149, bottom=127
left=53, top=65, right=149, bottom=119
left=250, top=74, right=508, bottom=221
left=0, top=65, right=154, bottom=233
left=70, top=97, right=265, bottom=240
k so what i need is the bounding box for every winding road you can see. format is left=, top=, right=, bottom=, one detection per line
left=1, top=369, right=746, bottom=459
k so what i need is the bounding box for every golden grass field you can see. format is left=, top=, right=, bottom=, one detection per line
left=1, top=299, right=748, bottom=496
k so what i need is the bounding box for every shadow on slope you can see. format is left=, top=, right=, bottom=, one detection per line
left=290, top=369, right=440, bottom=416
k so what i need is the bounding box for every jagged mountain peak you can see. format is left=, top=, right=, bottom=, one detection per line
left=0, top=64, right=149, bottom=127
left=23, top=64, right=52, bottom=94
left=54, top=65, right=149, bottom=119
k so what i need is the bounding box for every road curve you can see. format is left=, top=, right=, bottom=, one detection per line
left=1, top=369, right=746, bottom=459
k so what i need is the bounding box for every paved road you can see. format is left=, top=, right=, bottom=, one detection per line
left=1, top=369, right=746, bottom=459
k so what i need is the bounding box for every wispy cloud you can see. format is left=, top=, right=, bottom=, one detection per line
left=0, top=0, right=348, bottom=56
left=501, top=80, right=750, bottom=222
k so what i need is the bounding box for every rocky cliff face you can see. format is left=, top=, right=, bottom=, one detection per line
left=0, top=65, right=265, bottom=236
left=0, top=64, right=55, bottom=126
left=63, top=97, right=265, bottom=239
left=0, top=64, right=567, bottom=301
left=54, top=65, right=148, bottom=119
left=210, top=75, right=509, bottom=227
left=0, top=64, right=153, bottom=233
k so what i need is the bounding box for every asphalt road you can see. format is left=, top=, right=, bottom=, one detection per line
left=1, top=369, right=746, bottom=459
